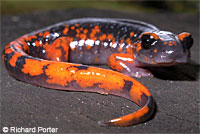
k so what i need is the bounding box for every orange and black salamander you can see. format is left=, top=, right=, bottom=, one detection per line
left=2, top=18, right=193, bottom=127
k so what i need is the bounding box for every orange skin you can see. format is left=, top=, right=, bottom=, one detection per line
left=2, top=18, right=193, bottom=127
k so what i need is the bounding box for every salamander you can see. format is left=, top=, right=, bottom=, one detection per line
left=2, top=18, right=193, bottom=127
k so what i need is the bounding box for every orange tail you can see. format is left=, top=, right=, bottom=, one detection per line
left=98, top=96, right=154, bottom=127
left=97, top=78, right=155, bottom=127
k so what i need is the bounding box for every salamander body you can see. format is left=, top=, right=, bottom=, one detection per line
left=2, top=18, right=193, bottom=127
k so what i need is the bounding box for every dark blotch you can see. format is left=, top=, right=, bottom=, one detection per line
left=3, top=52, right=14, bottom=68
left=123, top=80, right=133, bottom=92
left=42, top=64, right=50, bottom=70
left=75, top=65, right=89, bottom=70
left=140, top=93, right=148, bottom=107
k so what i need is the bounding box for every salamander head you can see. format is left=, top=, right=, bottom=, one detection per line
left=134, top=31, right=193, bottom=66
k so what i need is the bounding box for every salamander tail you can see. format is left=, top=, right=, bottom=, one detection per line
left=97, top=95, right=154, bottom=127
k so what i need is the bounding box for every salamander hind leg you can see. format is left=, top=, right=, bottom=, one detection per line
left=107, top=53, right=153, bottom=78
left=44, top=37, right=70, bottom=62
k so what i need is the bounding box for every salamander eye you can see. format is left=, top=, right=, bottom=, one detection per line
left=140, top=33, right=157, bottom=50
left=178, top=32, right=193, bottom=49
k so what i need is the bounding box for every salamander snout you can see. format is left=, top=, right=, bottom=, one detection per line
left=135, top=31, right=193, bottom=66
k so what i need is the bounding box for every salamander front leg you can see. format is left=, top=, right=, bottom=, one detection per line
left=107, top=53, right=153, bottom=78
left=45, top=37, right=70, bottom=62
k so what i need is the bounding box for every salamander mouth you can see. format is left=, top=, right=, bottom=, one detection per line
left=152, top=58, right=189, bottom=67
left=156, top=61, right=186, bottom=66
left=139, top=59, right=188, bottom=67
left=151, top=51, right=190, bottom=67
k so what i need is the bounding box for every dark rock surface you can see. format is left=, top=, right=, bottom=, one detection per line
left=1, top=8, right=199, bottom=133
